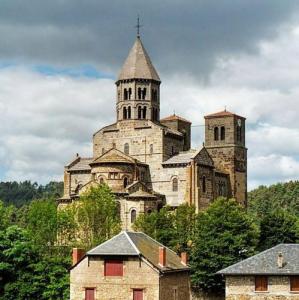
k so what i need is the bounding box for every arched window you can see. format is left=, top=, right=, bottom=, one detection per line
left=128, top=88, right=132, bottom=100
left=142, top=106, right=147, bottom=119
left=124, top=88, right=128, bottom=100
left=123, top=107, right=127, bottom=119
left=150, top=144, right=153, bottom=155
left=202, top=176, right=206, bottom=193
left=138, top=87, right=142, bottom=100
left=99, top=177, right=105, bottom=185
left=172, top=177, right=178, bottom=192
left=138, top=106, right=142, bottom=119
left=124, top=143, right=129, bottom=155
left=147, top=209, right=152, bottom=214
left=214, top=127, right=219, bottom=141
left=152, top=89, right=157, bottom=102
left=123, top=177, right=129, bottom=188
left=221, top=126, right=225, bottom=140
left=127, top=106, right=131, bottom=119
left=142, top=88, right=146, bottom=99
left=131, top=209, right=137, bottom=223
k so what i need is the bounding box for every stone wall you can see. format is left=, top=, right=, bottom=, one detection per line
left=159, top=271, right=191, bottom=300
left=225, top=275, right=299, bottom=299
left=71, top=256, right=160, bottom=300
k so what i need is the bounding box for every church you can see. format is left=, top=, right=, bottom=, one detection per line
left=58, top=34, right=247, bottom=230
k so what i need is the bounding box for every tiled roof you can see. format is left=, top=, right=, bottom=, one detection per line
left=218, top=244, right=299, bottom=275
left=87, top=231, right=189, bottom=272
left=162, top=150, right=198, bottom=165
left=68, top=158, right=93, bottom=171
left=160, top=114, right=192, bottom=124
left=204, top=110, right=245, bottom=119
left=117, top=37, right=160, bottom=82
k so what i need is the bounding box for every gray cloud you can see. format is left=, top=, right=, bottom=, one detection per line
left=0, top=0, right=299, bottom=79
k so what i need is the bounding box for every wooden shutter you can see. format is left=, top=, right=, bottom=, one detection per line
left=290, top=276, right=299, bottom=291
left=255, top=276, right=268, bottom=291
left=133, top=289, right=143, bottom=300
left=85, top=288, right=95, bottom=300
left=104, top=260, right=123, bottom=276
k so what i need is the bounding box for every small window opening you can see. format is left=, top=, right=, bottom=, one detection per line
left=123, top=107, right=127, bottom=119
left=202, top=176, right=206, bottom=193
left=214, top=127, right=219, bottom=141
left=123, top=177, right=129, bottom=188
left=142, top=88, right=146, bottom=99
left=172, top=177, right=178, bottom=192
left=255, top=276, right=268, bottom=292
left=131, top=209, right=137, bottom=223
left=138, top=87, right=142, bottom=100
left=128, top=88, right=132, bottom=100
left=150, top=144, right=153, bottom=155
left=124, top=143, right=129, bottom=155
left=124, top=88, right=128, bottom=100
left=128, top=106, right=131, bottom=119
left=142, top=106, right=147, bottom=119
left=221, top=126, right=225, bottom=140
left=237, top=126, right=242, bottom=142
left=138, top=106, right=142, bottom=119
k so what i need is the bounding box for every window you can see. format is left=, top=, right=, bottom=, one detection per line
left=99, top=177, right=105, bottom=185
left=237, top=126, right=242, bottom=142
left=149, top=144, right=153, bottom=155
left=147, top=209, right=152, bottom=214
left=142, top=106, right=147, bottom=119
left=152, top=89, right=157, bottom=102
left=131, top=209, right=137, bottom=223
left=172, top=178, right=178, bottom=192
left=290, top=276, right=299, bottom=292
left=142, top=88, right=146, bottom=99
left=138, top=106, right=142, bottom=119
left=255, top=276, right=268, bottom=292
left=173, top=288, right=178, bottom=300
left=123, top=177, right=129, bottom=188
left=85, top=288, right=95, bottom=300
left=220, top=126, right=225, bottom=140
left=123, top=107, right=127, bottom=119
left=128, top=88, right=132, bottom=100
left=128, top=106, right=131, bottom=119
left=124, top=143, right=129, bottom=155
left=104, top=260, right=123, bottom=276
left=109, top=172, right=118, bottom=179
left=124, top=88, right=128, bottom=100
left=202, top=176, right=206, bottom=193
left=214, top=127, right=219, bottom=141
left=133, top=289, right=143, bottom=300
left=138, top=87, right=142, bottom=100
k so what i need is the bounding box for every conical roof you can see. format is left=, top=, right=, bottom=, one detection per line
left=117, top=37, right=160, bottom=82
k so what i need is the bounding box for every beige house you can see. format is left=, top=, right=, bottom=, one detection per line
left=59, top=34, right=248, bottom=230
left=218, top=244, right=299, bottom=299
left=70, top=231, right=190, bottom=300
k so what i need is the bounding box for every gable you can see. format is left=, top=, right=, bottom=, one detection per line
left=194, top=148, right=214, bottom=167
left=91, top=148, right=137, bottom=165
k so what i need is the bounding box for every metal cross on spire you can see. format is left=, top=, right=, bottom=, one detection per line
left=135, top=16, right=143, bottom=37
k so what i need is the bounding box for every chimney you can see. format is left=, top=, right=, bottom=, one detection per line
left=181, top=252, right=188, bottom=266
left=159, top=247, right=166, bottom=267
left=72, top=248, right=85, bottom=266
left=277, top=252, right=284, bottom=268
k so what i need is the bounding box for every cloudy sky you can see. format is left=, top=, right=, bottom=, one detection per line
left=0, top=0, right=299, bottom=190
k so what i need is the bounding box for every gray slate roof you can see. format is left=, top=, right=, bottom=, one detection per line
left=117, top=37, right=160, bottom=82
left=87, top=231, right=189, bottom=272
left=218, top=244, right=299, bottom=275
left=162, top=150, right=198, bottom=165
left=68, top=158, right=93, bottom=171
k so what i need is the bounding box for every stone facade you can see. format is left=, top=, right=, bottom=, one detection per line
left=225, top=275, right=299, bottom=299
left=58, top=36, right=247, bottom=230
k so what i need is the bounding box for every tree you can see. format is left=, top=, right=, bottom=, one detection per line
left=133, top=204, right=196, bottom=253
left=190, top=198, right=259, bottom=293
left=76, top=184, right=121, bottom=248
left=258, top=209, right=299, bottom=251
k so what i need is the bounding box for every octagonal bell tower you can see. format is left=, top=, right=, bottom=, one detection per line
left=115, top=35, right=161, bottom=122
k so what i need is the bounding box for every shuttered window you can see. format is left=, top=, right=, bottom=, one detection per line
left=104, top=260, right=123, bottom=276
left=255, top=276, right=268, bottom=292
left=85, top=288, right=95, bottom=300
left=133, top=289, right=143, bottom=300
left=290, top=276, right=299, bottom=292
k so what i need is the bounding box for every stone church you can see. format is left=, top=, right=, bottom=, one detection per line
left=58, top=35, right=247, bottom=230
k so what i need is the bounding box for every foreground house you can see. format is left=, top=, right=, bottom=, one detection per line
left=218, top=244, right=299, bottom=299
left=70, top=231, right=190, bottom=300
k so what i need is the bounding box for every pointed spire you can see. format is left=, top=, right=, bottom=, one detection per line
left=117, top=37, right=160, bottom=82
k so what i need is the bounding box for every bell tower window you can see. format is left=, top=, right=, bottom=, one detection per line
left=221, top=126, right=225, bottom=140
left=138, top=106, right=142, bottom=119
left=128, top=106, right=131, bottom=119
left=123, top=107, right=127, bottom=119
left=138, top=87, right=142, bottom=100
left=124, top=88, right=128, bottom=100
left=142, top=88, right=146, bottom=99
left=214, top=127, right=219, bottom=141
left=128, top=88, right=132, bottom=100
left=142, top=106, right=147, bottom=119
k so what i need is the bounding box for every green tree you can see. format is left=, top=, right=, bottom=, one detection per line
left=0, top=201, right=16, bottom=230
left=258, top=209, right=299, bottom=251
left=77, top=184, right=121, bottom=248
left=190, top=198, right=259, bottom=293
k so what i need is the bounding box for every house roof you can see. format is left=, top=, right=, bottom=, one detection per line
left=126, top=190, right=157, bottom=199
left=117, top=37, right=160, bottom=82
left=87, top=231, right=189, bottom=272
left=204, top=110, right=245, bottom=119
left=162, top=150, right=198, bottom=165
left=218, top=244, right=299, bottom=275
left=160, top=114, right=192, bottom=124
left=67, top=157, right=93, bottom=171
